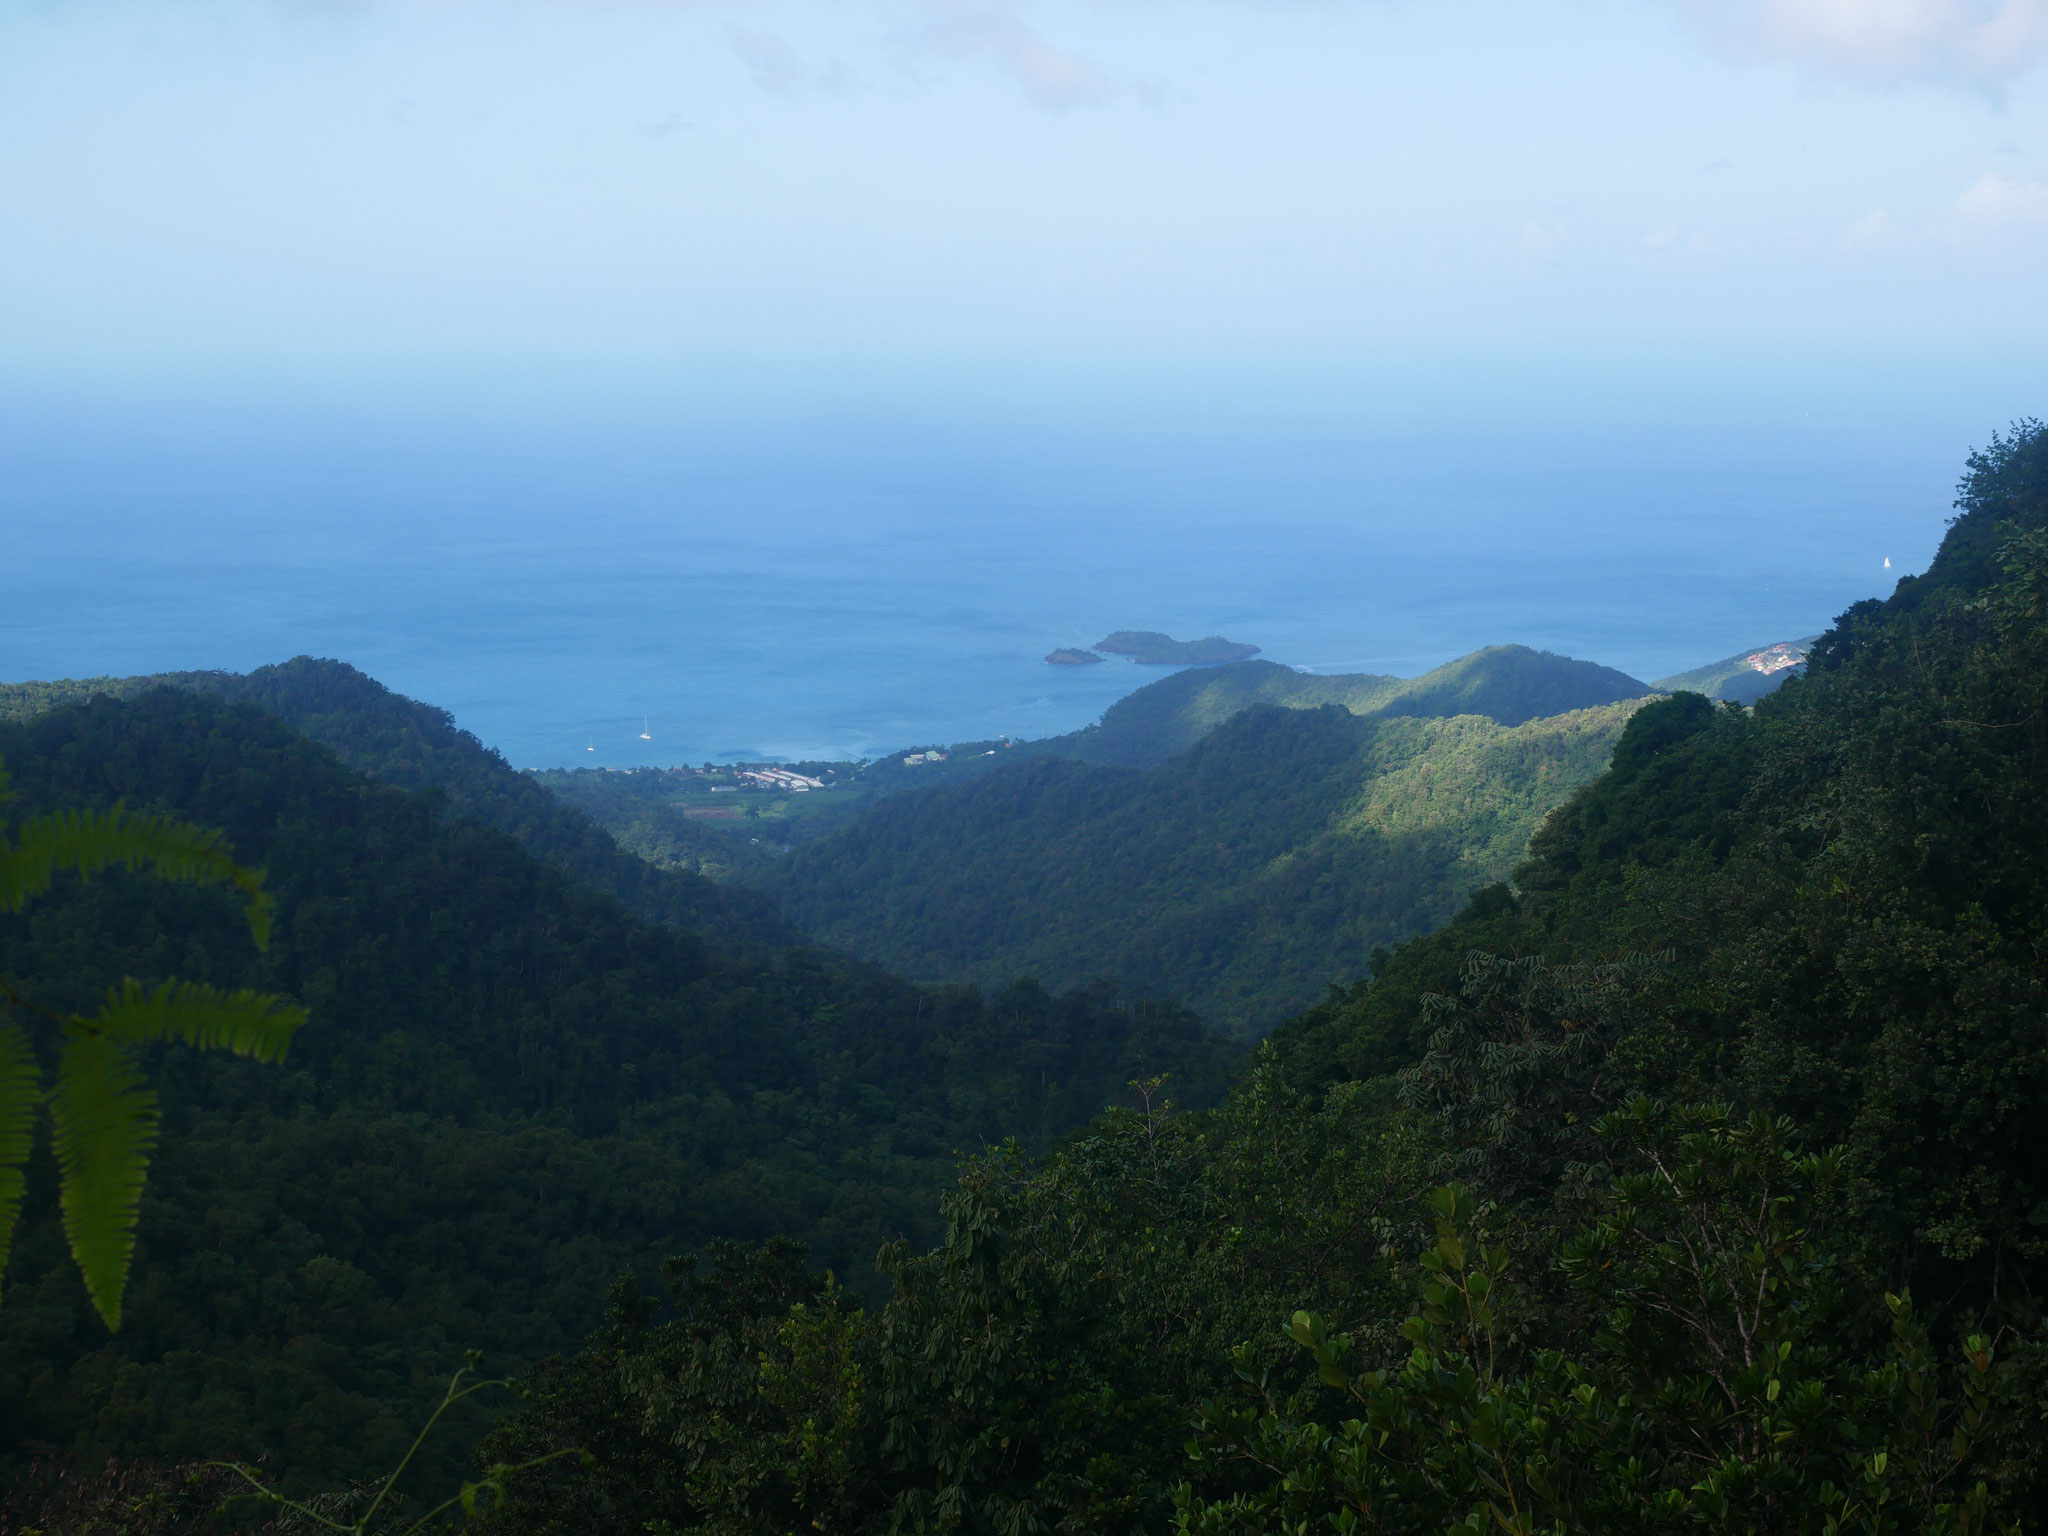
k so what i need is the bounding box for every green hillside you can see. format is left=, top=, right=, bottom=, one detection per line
left=1061, top=643, right=1651, bottom=768
left=527, top=646, right=1653, bottom=900
left=768, top=694, right=1645, bottom=1032
left=476, top=422, right=2048, bottom=1535
left=0, top=691, right=1240, bottom=1493
left=0, top=660, right=797, bottom=950
left=1652, top=635, right=1818, bottom=703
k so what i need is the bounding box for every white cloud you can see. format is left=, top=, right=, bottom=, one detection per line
left=1670, top=0, right=2048, bottom=86
left=728, top=28, right=859, bottom=96
left=730, top=29, right=807, bottom=94
left=1952, top=170, right=2048, bottom=221
left=1844, top=206, right=1899, bottom=239
left=897, top=0, right=1110, bottom=110
left=712, top=4, right=1099, bottom=107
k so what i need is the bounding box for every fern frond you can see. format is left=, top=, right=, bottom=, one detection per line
left=52, top=1031, right=159, bottom=1331
left=0, top=1024, right=37, bottom=1293
left=87, top=979, right=307, bottom=1064
left=0, top=805, right=275, bottom=947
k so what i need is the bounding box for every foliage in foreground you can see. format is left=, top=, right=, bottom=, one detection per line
left=0, top=759, right=303, bottom=1331
left=474, top=1060, right=1426, bottom=1534
left=1182, top=1115, right=2007, bottom=1536
left=474, top=1092, right=2023, bottom=1534
left=217, top=1355, right=587, bottom=1536
left=1, top=1456, right=255, bottom=1536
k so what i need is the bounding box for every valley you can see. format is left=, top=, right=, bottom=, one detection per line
left=5, top=425, right=2044, bottom=1529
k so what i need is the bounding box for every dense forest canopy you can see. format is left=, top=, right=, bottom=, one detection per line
left=468, top=421, right=2048, bottom=1533
left=0, top=694, right=1238, bottom=1496
left=0, top=663, right=798, bottom=953
left=766, top=694, right=1645, bottom=1033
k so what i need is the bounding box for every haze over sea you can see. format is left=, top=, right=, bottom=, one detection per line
left=6, top=351, right=2039, bottom=769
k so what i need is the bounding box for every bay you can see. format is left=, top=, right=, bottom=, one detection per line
left=3, top=352, right=2030, bottom=768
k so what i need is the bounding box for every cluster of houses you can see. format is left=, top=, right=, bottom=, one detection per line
left=901, top=751, right=949, bottom=765
left=1743, top=642, right=1808, bottom=676
left=738, top=766, right=827, bottom=792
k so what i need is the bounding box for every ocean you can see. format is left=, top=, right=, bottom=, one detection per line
left=4, top=352, right=2035, bottom=768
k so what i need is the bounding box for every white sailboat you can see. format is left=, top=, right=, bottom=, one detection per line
left=586, top=740, right=595, bottom=752
left=1884, top=557, right=1892, bottom=569
left=640, top=716, right=652, bottom=741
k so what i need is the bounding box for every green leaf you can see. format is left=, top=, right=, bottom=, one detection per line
left=0, top=805, right=275, bottom=948
left=0, top=1023, right=37, bottom=1290
left=86, top=979, right=307, bottom=1064
left=51, top=1030, right=159, bottom=1331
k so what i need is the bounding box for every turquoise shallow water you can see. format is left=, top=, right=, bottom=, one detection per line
left=3, top=355, right=2032, bottom=768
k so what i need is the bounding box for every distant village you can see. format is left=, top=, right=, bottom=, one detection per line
left=556, top=735, right=1019, bottom=797
left=738, top=766, right=827, bottom=791
left=1744, top=642, right=1808, bottom=676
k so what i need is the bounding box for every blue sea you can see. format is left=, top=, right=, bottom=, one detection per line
left=4, top=352, right=2039, bottom=768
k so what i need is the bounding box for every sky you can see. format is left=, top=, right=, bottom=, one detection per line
left=4, top=0, right=2048, bottom=378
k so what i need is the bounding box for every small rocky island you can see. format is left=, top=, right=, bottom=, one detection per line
left=1044, top=647, right=1105, bottom=666
left=1094, top=630, right=1262, bottom=665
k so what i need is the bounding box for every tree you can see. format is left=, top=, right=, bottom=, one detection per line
left=1176, top=1103, right=2012, bottom=1535
left=0, top=757, right=305, bottom=1330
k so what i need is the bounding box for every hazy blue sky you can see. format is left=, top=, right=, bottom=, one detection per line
left=5, top=0, right=2047, bottom=378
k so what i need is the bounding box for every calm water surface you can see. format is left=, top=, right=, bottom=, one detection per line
left=4, top=355, right=2032, bottom=767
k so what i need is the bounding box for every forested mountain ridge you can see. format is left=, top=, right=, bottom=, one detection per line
left=476, top=422, right=2048, bottom=1533
left=768, top=694, right=1645, bottom=1032
left=0, top=690, right=1240, bottom=1494
left=1049, top=642, right=1652, bottom=769
left=0, top=659, right=798, bottom=951
left=525, top=643, right=1659, bottom=994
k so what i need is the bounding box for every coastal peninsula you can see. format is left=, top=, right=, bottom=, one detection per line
left=1094, top=630, right=1261, bottom=665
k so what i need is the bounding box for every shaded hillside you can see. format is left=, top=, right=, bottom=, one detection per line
left=769, top=695, right=1643, bottom=1032
left=1371, top=642, right=1650, bottom=725
left=1056, top=661, right=1399, bottom=768
left=0, top=659, right=797, bottom=950
left=0, top=691, right=1240, bottom=1491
